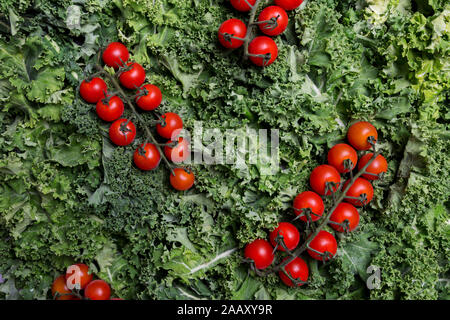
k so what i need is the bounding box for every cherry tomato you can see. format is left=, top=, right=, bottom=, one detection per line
left=257, top=6, right=288, bottom=36
left=102, top=42, right=129, bottom=69
left=244, top=239, right=274, bottom=269
left=170, top=168, right=195, bottom=191
left=307, top=230, right=337, bottom=261
left=329, top=203, right=360, bottom=232
left=109, top=119, right=136, bottom=146
left=269, top=222, right=300, bottom=252
left=358, top=153, right=388, bottom=180
left=343, top=177, right=374, bottom=207
left=293, top=191, right=324, bottom=222
left=156, top=112, right=183, bottom=139
left=309, top=164, right=341, bottom=196
left=248, top=36, right=278, bottom=67
left=65, top=263, right=93, bottom=290
left=135, top=84, right=162, bottom=111
left=84, top=280, right=111, bottom=300
left=164, top=137, right=190, bottom=163
left=279, top=257, right=309, bottom=287
left=80, top=78, right=107, bottom=104
left=133, top=143, right=161, bottom=171
left=96, top=95, right=124, bottom=122
left=274, top=0, right=304, bottom=10
left=347, top=121, right=378, bottom=151
left=51, top=275, right=77, bottom=300
left=230, top=0, right=256, bottom=12
left=327, top=143, right=358, bottom=173
left=218, top=19, right=247, bottom=49
left=119, top=62, right=146, bottom=89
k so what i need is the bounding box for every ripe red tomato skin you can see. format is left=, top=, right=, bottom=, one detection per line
left=293, top=191, right=324, bottom=222
left=96, top=96, right=124, bottom=122
left=164, top=137, right=190, bottom=163
left=307, top=230, right=338, bottom=261
left=347, top=121, right=378, bottom=151
left=358, top=153, right=388, bottom=180
left=329, top=203, right=360, bottom=232
left=279, top=257, right=309, bottom=287
left=218, top=19, right=247, bottom=49
left=269, top=222, right=300, bottom=252
left=230, top=0, right=256, bottom=11
left=65, top=263, right=93, bottom=290
left=248, top=36, right=278, bottom=66
left=52, top=275, right=77, bottom=300
left=343, top=177, right=374, bottom=207
left=80, top=78, right=107, bottom=104
left=102, top=42, right=129, bottom=69
left=84, top=280, right=111, bottom=301
left=257, top=6, right=289, bottom=36
left=135, top=84, right=162, bottom=111
left=327, top=143, right=358, bottom=173
left=170, top=168, right=195, bottom=191
left=109, top=119, right=136, bottom=146
left=274, top=0, right=304, bottom=10
left=244, top=239, right=274, bottom=269
left=119, top=62, right=146, bottom=89
left=156, top=112, right=183, bottom=139
left=133, top=143, right=161, bottom=171
left=309, top=164, right=341, bottom=196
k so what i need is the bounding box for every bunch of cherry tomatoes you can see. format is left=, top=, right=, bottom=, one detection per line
left=51, top=263, right=120, bottom=300
left=244, top=121, right=388, bottom=287
left=218, top=0, right=304, bottom=66
left=79, top=42, right=194, bottom=191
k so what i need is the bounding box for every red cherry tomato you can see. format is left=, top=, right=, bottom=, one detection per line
left=358, top=153, right=388, bottom=180
left=230, top=0, right=256, bottom=12
left=329, top=203, right=360, bottom=232
left=119, top=62, right=146, bottom=89
left=307, top=230, right=337, bottom=261
left=96, top=95, right=124, bottom=122
left=65, top=263, right=93, bottom=290
left=80, top=78, right=107, bottom=104
left=102, top=42, right=129, bottom=69
left=135, top=84, right=162, bottom=111
left=257, top=6, right=289, bottom=36
left=133, top=143, right=161, bottom=171
left=309, top=164, right=341, bottom=196
left=269, top=222, right=300, bottom=252
left=51, top=275, right=77, bottom=300
left=170, top=168, right=195, bottom=191
left=109, top=119, right=136, bottom=146
left=343, top=177, right=374, bottom=206
left=244, top=239, right=274, bottom=269
left=279, top=257, right=309, bottom=287
left=218, top=19, right=247, bottom=49
left=248, top=36, right=278, bottom=67
left=347, top=121, right=378, bottom=151
left=84, top=280, right=111, bottom=300
left=327, top=143, right=358, bottom=173
left=293, top=191, right=324, bottom=222
left=164, top=137, right=190, bottom=163
left=156, top=112, right=183, bottom=139
left=274, top=0, right=304, bottom=10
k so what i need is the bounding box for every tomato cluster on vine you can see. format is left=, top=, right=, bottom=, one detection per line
left=244, top=121, right=388, bottom=287
left=51, top=263, right=121, bottom=300
left=218, top=0, right=304, bottom=66
left=79, top=42, right=194, bottom=191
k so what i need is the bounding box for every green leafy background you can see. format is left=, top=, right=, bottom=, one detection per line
left=0, top=0, right=448, bottom=300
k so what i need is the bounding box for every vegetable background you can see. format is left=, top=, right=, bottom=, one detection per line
left=0, top=0, right=449, bottom=300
